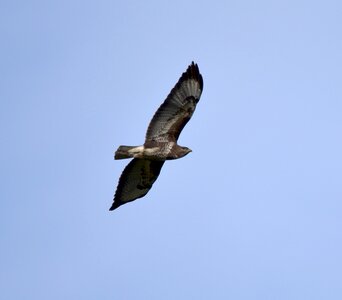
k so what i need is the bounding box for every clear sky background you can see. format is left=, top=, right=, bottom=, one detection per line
left=1, top=0, right=342, bottom=299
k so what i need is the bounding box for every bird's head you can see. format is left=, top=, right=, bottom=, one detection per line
left=180, top=146, right=192, bottom=157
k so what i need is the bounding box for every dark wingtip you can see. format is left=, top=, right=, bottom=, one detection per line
left=109, top=201, right=121, bottom=211
left=185, top=61, right=203, bottom=90
left=189, top=61, right=198, bottom=70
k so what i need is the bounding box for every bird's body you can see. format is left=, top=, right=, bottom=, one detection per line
left=110, top=62, right=203, bottom=211
left=115, top=142, right=191, bottom=160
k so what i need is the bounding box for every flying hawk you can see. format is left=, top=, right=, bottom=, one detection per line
left=110, top=62, right=203, bottom=210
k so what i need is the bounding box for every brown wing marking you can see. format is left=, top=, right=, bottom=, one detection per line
left=110, top=158, right=165, bottom=210
left=145, top=62, right=203, bottom=143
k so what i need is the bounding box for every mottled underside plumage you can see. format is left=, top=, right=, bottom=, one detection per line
left=110, top=62, right=203, bottom=211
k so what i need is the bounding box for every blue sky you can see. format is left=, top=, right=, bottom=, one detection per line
left=1, top=0, right=342, bottom=299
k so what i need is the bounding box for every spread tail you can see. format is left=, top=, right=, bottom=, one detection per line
left=114, top=145, right=138, bottom=160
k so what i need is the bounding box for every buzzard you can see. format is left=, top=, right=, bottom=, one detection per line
left=110, top=62, right=203, bottom=210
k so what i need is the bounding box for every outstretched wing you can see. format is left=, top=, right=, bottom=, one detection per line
left=145, top=62, right=203, bottom=143
left=110, top=158, right=165, bottom=210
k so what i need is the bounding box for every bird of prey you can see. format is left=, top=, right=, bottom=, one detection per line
left=110, top=62, right=203, bottom=211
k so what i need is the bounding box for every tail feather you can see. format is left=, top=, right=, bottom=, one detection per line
left=114, top=145, right=137, bottom=160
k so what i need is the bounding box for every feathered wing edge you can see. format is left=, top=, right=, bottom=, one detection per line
left=145, top=62, right=203, bottom=143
